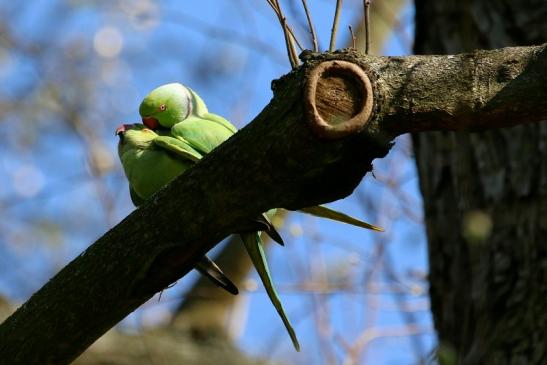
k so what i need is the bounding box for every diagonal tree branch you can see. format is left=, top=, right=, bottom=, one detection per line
left=0, top=43, right=546, bottom=364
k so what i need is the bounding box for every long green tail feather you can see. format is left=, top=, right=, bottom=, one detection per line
left=299, top=205, right=383, bottom=232
left=240, top=232, right=300, bottom=351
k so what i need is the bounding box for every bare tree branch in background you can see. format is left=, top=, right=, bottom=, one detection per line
left=353, top=0, right=410, bottom=55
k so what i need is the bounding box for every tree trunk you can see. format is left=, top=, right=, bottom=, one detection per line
left=413, top=0, right=547, bottom=364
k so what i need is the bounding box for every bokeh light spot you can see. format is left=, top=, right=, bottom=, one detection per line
left=462, top=210, right=493, bottom=244
left=289, top=223, right=303, bottom=237
left=93, top=26, right=124, bottom=59
left=11, top=164, right=45, bottom=198
left=244, top=278, right=258, bottom=292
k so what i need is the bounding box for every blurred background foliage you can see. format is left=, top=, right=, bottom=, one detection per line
left=0, top=0, right=434, bottom=364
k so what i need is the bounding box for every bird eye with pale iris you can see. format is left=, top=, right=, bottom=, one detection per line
left=159, top=104, right=167, bottom=111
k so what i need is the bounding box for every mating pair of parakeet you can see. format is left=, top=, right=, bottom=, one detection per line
left=117, top=83, right=382, bottom=351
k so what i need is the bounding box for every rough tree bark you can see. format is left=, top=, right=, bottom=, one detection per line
left=0, top=43, right=545, bottom=364
left=413, top=0, right=547, bottom=364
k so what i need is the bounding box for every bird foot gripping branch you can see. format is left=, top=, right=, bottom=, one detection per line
left=305, top=60, right=374, bottom=139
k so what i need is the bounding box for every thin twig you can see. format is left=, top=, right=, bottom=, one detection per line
left=265, top=0, right=277, bottom=12
left=286, top=23, right=305, bottom=52
left=266, top=0, right=300, bottom=68
left=274, top=0, right=301, bottom=62
left=282, top=17, right=300, bottom=67
left=349, top=25, right=356, bottom=49
left=301, top=0, right=318, bottom=51
left=364, top=0, right=371, bottom=54
left=329, top=0, right=343, bottom=51
left=344, top=324, right=433, bottom=365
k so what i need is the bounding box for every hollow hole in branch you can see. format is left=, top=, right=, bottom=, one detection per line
left=306, top=60, right=373, bottom=139
left=315, top=69, right=365, bottom=126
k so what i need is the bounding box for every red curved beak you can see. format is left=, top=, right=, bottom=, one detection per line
left=142, top=116, right=160, bottom=130
left=115, top=124, right=134, bottom=136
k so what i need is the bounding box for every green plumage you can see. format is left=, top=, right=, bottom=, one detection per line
left=117, top=123, right=299, bottom=350
left=118, top=126, right=197, bottom=201
left=117, top=124, right=238, bottom=295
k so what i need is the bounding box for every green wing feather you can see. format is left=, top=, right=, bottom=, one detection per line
left=170, top=115, right=236, bottom=155
left=240, top=232, right=300, bottom=351
left=153, top=135, right=203, bottom=162
left=203, top=112, right=238, bottom=133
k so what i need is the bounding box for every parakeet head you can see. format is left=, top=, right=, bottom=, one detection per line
left=116, top=123, right=157, bottom=156
left=139, top=83, right=208, bottom=130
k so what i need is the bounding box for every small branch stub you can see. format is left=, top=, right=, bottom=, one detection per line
left=305, top=60, right=373, bottom=139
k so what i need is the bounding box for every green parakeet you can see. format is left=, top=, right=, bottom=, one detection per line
left=116, top=124, right=238, bottom=296
left=117, top=124, right=299, bottom=350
